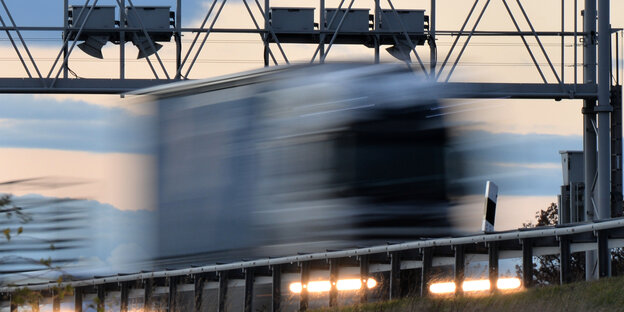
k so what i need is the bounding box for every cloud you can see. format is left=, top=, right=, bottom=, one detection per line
left=0, top=94, right=154, bottom=154
left=0, top=148, right=155, bottom=212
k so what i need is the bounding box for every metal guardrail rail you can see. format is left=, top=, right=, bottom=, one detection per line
left=3, top=217, right=624, bottom=311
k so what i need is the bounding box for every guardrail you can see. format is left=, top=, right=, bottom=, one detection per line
left=3, top=217, right=624, bottom=311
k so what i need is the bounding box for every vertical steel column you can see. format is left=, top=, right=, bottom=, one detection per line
left=263, top=0, right=269, bottom=66
left=299, top=262, right=310, bottom=312
left=597, top=230, right=611, bottom=277
left=560, top=236, right=572, bottom=284
left=488, top=243, right=499, bottom=293
left=611, top=86, right=623, bottom=217
left=194, top=275, right=205, bottom=312
left=74, top=287, right=82, bottom=312
left=597, top=0, right=611, bottom=221
left=453, top=245, right=465, bottom=296
left=120, top=282, right=129, bottom=312
left=319, top=0, right=325, bottom=63
left=584, top=0, right=599, bottom=281
left=175, top=0, right=181, bottom=78
left=360, top=255, right=369, bottom=304
left=168, top=276, right=178, bottom=312
left=420, top=248, right=433, bottom=297
left=271, top=265, right=281, bottom=312
left=53, top=296, right=60, bottom=312
left=329, top=259, right=339, bottom=307
left=429, top=0, right=436, bottom=73
left=244, top=269, right=255, bottom=312
left=521, top=238, right=534, bottom=288
left=63, top=0, right=68, bottom=79
left=218, top=271, right=228, bottom=312
left=374, top=0, right=380, bottom=63
left=389, top=252, right=401, bottom=300
left=144, top=279, right=153, bottom=312
left=120, top=0, right=125, bottom=80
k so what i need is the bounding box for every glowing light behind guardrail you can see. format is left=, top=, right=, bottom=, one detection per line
left=289, top=278, right=378, bottom=294
left=429, top=277, right=522, bottom=295
left=429, top=282, right=456, bottom=294
left=462, top=279, right=491, bottom=292
left=497, top=277, right=522, bottom=290
left=337, top=279, right=363, bottom=291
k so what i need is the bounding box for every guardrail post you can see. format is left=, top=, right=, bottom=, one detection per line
left=218, top=271, right=229, bottom=312
left=597, top=230, right=611, bottom=277
left=329, top=259, right=339, bottom=307
left=521, top=238, right=534, bottom=288
left=194, top=274, right=205, bottom=312
left=488, top=242, right=499, bottom=293
left=360, top=255, right=369, bottom=304
left=454, top=245, right=465, bottom=296
left=272, top=265, right=281, bottom=312
left=560, top=236, right=572, bottom=284
left=73, top=287, right=83, bottom=312
left=144, top=279, right=153, bottom=312
left=299, top=262, right=310, bottom=312
left=244, top=269, right=255, bottom=312
left=120, top=282, right=129, bottom=312
left=420, top=247, right=433, bottom=297
left=389, top=252, right=401, bottom=299
left=97, top=285, right=105, bottom=312
left=168, top=276, right=178, bottom=312
left=53, top=295, right=60, bottom=312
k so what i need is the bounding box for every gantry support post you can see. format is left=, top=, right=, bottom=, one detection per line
left=596, top=0, right=611, bottom=223
left=521, top=238, right=534, bottom=288
left=584, top=0, right=599, bottom=281
left=454, top=245, right=465, bottom=296
left=429, top=0, right=436, bottom=74
left=611, top=85, right=623, bottom=217
left=488, top=242, right=499, bottom=293
left=420, top=248, right=433, bottom=297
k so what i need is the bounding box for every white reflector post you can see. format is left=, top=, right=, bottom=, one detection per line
left=481, top=181, right=498, bottom=233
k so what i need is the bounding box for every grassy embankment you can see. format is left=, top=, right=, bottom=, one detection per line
left=314, top=276, right=624, bottom=312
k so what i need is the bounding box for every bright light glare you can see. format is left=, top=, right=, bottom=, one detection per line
left=497, top=277, right=522, bottom=290
left=337, top=279, right=363, bottom=291
left=429, top=282, right=456, bottom=294
left=462, top=280, right=491, bottom=292
left=290, top=282, right=303, bottom=293
left=289, top=278, right=378, bottom=293
left=308, top=281, right=331, bottom=292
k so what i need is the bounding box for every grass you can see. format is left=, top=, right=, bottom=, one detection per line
left=312, top=276, right=624, bottom=312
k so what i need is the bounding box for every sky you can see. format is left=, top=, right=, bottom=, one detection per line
left=1, top=0, right=623, bottom=277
